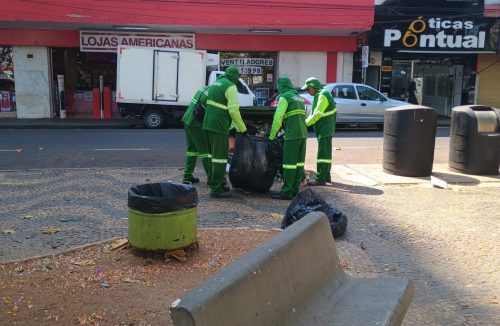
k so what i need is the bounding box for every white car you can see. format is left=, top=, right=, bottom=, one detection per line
left=299, top=83, right=407, bottom=127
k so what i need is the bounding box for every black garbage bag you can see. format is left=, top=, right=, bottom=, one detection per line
left=128, top=182, right=198, bottom=214
left=281, top=189, right=347, bottom=237
left=229, top=134, right=282, bottom=192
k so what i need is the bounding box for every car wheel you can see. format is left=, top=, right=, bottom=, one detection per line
left=144, top=109, right=165, bottom=129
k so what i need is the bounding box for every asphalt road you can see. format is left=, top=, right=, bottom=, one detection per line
left=0, top=128, right=451, bottom=170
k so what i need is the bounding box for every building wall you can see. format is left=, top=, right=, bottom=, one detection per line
left=13, top=46, right=52, bottom=118
left=278, top=52, right=327, bottom=87
left=477, top=54, right=500, bottom=108
left=336, top=52, right=353, bottom=83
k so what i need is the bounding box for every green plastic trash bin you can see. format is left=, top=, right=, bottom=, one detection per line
left=127, top=182, right=198, bottom=251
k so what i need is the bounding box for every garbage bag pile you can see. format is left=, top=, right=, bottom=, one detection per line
left=281, top=188, right=347, bottom=237
left=229, top=133, right=283, bottom=192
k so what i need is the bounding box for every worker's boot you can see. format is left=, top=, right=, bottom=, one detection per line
left=210, top=191, right=232, bottom=198
left=307, top=179, right=326, bottom=186
left=183, top=177, right=200, bottom=184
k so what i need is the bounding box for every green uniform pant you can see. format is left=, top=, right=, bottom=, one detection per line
left=183, top=125, right=211, bottom=183
left=205, top=130, right=229, bottom=194
left=316, top=136, right=332, bottom=182
left=281, top=139, right=306, bottom=196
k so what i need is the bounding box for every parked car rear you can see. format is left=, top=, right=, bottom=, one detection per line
left=299, top=83, right=407, bottom=127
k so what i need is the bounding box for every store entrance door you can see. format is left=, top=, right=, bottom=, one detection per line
left=414, top=63, right=463, bottom=116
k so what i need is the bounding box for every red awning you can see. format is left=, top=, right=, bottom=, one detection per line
left=3, top=0, right=374, bottom=34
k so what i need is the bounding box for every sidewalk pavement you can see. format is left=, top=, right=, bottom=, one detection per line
left=329, top=163, right=500, bottom=187
left=0, top=166, right=498, bottom=325
left=0, top=116, right=452, bottom=129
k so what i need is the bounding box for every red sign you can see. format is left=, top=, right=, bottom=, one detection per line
left=80, top=31, right=195, bottom=53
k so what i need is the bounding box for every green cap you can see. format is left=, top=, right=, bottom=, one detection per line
left=301, top=77, right=323, bottom=91
left=224, top=65, right=240, bottom=84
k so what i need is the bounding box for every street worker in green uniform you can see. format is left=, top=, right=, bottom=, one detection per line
left=269, top=77, right=308, bottom=200
left=302, top=77, right=337, bottom=186
left=181, top=86, right=212, bottom=185
left=202, top=66, right=247, bottom=198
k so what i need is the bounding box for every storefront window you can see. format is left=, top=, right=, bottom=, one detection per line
left=0, top=47, right=15, bottom=113
left=51, top=48, right=117, bottom=117
left=219, top=52, right=277, bottom=106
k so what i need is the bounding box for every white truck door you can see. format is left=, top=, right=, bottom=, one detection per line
left=116, top=47, right=154, bottom=103
left=177, top=51, right=206, bottom=106
left=154, top=50, right=179, bottom=102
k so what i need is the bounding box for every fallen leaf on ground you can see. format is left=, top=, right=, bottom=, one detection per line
left=167, top=249, right=188, bottom=262
left=335, top=147, right=341, bottom=150
left=271, top=213, right=284, bottom=220
left=122, top=277, right=138, bottom=283
left=73, top=259, right=96, bottom=266
left=2, top=228, right=16, bottom=234
left=21, top=215, right=34, bottom=220
left=42, top=227, right=61, bottom=234
left=360, top=241, right=366, bottom=250
left=77, top=315, right=87, bottom=325
left=111, top=239, right=128, bottom=251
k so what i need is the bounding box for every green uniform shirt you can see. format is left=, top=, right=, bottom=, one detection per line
left=269, top=92, right=307, bottom=141
left=202, top=76, right=246, bottom=134
left=306, top=88, right=336, bottom=138
left=182, top=86, right=209, bottom=128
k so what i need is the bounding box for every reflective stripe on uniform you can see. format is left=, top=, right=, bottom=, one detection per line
left=185, top=151, right=199, bottom=157
left=283, top=109, right=306, bottom=119
left=227, top=103, right=238, bottom=110
left=199, top=153, right=212, bottom=159
left=207, top=100, right=228, bottom=110
left=317, top=159, right=332, bottom=163
left=191, top=98, right=198, bottom=104
left=318, top=108, right=337, bottom=118
left=283, top=164, right=297, bottom=170
left=296, top=162, right=305, bottom=167
left=211, top=158, right=227, bottom=164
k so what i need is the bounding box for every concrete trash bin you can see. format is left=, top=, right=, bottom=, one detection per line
left=383, top=105, right=437, bottom=177
left=449, top=105, right=500, bottom=175
left=127, top=182, right=198, bottom=251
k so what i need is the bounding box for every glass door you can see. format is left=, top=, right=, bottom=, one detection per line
left=390, top=61, right=412, bottom=101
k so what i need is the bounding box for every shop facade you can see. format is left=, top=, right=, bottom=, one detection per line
left=478, top=1, right=500, bottom=108
left=1, top=0, right=374, bottom=119
left=358, top=0, right=500, bottom=115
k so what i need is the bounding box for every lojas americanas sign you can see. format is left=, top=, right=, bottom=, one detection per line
left=80, top=31, right=195, bottom=53
left=370, top=17, right=500, bottom=52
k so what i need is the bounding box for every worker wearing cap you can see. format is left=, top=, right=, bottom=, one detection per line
left=302, top=77, right=336, bottom=186
left=269, top=77, right=307, bottom=200
left=181, top=85, right=212, bottom=185
left=203, top=66, right=247, bottom=198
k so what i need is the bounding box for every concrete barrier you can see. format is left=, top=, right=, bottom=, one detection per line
left=170, top=212, right=414, bottom=326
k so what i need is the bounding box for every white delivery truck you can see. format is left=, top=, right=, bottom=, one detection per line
left=116, top=46, right=256, bottom=128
